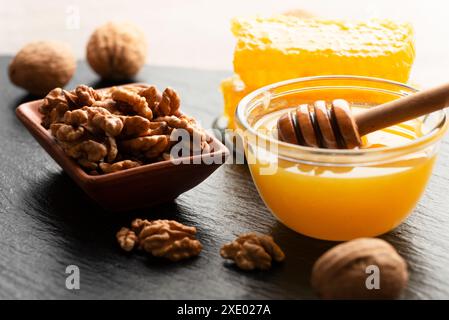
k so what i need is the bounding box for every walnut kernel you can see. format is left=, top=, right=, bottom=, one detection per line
left=220, top=233, right=285, bottom=271
left=85, top=106, right=124, bottom=137
left=139, top=85, right=162, bottom=111
left=117, top=219, right=202, bottom=261
left=75, top=84, right=102, bottom=106
left=154, top=87, right=181, bottom=117
left=99, top=160, right=141, bottom=174
left=121, top=135, right=169, bottom=159
left=116, top=227, right=138, bottom=252
left=40, top=84, right=212, bottom=174
left=111, top=87, right=153, bottom=119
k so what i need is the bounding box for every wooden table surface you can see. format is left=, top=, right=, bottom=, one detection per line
left=1, top=56, right=449, bottom=299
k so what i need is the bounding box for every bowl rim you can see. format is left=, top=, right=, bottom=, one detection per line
left=235, top=75, right=448, bottom=164
left=16, top=85, right=229, bottom=184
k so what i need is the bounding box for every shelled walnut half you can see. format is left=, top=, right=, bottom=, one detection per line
left=220, top=233, right=285, bottom=271
left=117, top=219, right=203, bottom=262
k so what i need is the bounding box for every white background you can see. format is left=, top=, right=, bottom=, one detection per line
left=1, top=0, right=449, bottom=85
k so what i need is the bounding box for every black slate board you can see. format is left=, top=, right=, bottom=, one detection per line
left=1, top=56, right=449, bottom=299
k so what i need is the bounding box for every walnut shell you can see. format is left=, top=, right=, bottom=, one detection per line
left=86, top=22, right=147, bottom=79
left=311, top=238, right=408, bottom=299
left=8, top=41, right=76, bottom=96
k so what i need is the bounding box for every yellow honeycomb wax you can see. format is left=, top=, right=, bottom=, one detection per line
left=232, top=16, right=415, bottom=88
left=220, top=75, right=252, bottom=129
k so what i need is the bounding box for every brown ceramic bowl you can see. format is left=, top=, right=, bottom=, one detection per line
left=16, top=86, right=229, bottom=212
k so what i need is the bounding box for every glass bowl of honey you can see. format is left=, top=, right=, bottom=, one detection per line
left=235, top=76, right=448, bottom=241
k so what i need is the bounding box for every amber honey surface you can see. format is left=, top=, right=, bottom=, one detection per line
left=246, top=107, right=434, bottom=241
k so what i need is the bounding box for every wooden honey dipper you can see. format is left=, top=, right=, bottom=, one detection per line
left=277, top=82, right=449, bottom=149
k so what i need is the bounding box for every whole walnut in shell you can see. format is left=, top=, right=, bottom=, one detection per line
left=86, top=22, right=147, bottom=79
left=8, top=41, right=76, bottom=96
left=311, top=238, right=408, bottom=299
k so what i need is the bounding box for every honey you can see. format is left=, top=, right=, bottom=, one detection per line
left=236, top=77, right=447, bottom=241
left=248, top=109, right=434, bottom=240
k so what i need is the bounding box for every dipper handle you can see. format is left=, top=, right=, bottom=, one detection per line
left=355, top=82, right=449, bottom=136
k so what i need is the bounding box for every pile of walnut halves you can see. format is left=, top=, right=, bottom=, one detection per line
left=39, top=84, right=211, bottom=175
